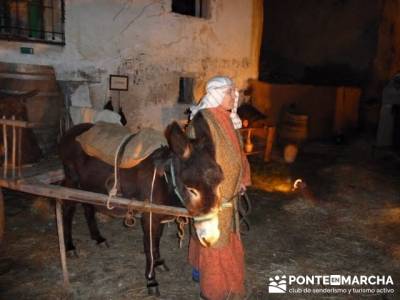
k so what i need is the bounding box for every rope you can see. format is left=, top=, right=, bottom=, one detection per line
left=106, top=133, right=134, bottom=210
left=147, top=166, right=157, bottom=279
left=176, top=216, right=189, bottom=248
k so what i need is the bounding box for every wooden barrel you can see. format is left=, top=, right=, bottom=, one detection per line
left=0, top=62, right=63, bottom=155
left=280, top=111, right=308, bottom=143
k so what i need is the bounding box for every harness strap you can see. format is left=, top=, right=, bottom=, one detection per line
left=148, top=166, right=157, bottom=278
left=163, top=160, right=186, bottom=207
left=192, top=209, right=219, bottom=222
left=163, top=160, right=241, bottom=224
left=107, top=132, right=135, bottom=210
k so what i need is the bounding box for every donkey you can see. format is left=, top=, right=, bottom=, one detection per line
left=58, top=121, right=224, bottom=295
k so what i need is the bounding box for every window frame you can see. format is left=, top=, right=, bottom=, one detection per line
left=0, top=0, right=65, bottom=46
left=171, top=0, right=210, bottom=19
left=177, top=76, right=195, bottom=104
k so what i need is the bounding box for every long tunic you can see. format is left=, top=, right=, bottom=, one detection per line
left=188, top=107, right=251, bottom=300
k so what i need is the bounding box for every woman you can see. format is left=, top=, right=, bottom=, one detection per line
left=187, top=76, right=251, bottom=300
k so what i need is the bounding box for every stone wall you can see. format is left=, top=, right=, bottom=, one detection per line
left=0, top=0, right=263, bottom=130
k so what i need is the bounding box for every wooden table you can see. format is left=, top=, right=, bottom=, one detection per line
left=240, top=126, right=276, bottom=162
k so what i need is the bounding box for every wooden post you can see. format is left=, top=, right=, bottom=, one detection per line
left=56, top=199, right=70, bottom=288
left=12, top=116, right=16, bottom=179
left=2, top=116, right=8, bottom=178
left=264, top=126, right=276, bottom=162
left=0, top=188, right=4, bottom=242
left=18, top=127, right=22, bottom=177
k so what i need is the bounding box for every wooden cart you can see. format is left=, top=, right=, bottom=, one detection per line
left=0, top=116, right=190, bottom=288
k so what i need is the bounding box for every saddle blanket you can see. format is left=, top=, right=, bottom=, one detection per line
left=76, top=122, right=167, bottom=168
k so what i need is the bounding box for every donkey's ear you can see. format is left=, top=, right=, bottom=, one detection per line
left=165, top=122, right=191, bottom=159
left=191, top=113, right=216, bottom=159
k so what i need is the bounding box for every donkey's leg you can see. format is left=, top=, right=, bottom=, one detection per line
left=82, top=204, right=108, bottom=247
left=62, top=201, right=77, bottom=256
left=154, top=222, right=169, bottom=272
left=62, top=165, right=81, bottom=256
left=141, top=213, right=164, bottom=296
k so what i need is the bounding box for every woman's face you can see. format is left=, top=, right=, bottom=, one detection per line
left=220, top=87, right=236, bottom=111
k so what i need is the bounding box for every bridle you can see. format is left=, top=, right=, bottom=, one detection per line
left=163, top=158, right=219, bottom=223
left=163, top=158, right=186, bottom=206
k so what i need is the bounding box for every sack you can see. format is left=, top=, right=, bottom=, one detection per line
left=76, top=122, right=167, bottom=168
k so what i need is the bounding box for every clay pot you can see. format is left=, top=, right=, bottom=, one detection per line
left=244, top=128, right=253, bottom=153
left=244, top=141, right=254, bottom=153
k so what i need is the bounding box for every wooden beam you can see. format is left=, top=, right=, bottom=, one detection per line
left=56, top=199, right=70, bottom=288
left=0, top=118, right=44, bottom=129
left=264, top=126, right=276, bottom=162
left=0, top=179, right=190, bottom=218
left=21, top=169, right=65, bottom=184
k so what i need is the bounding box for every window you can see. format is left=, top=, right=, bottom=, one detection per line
left=172, top=0, right=210, bottom=19
left=0, top=0, right=65, bottom=45
left=178, top=77, right=195, bottom=104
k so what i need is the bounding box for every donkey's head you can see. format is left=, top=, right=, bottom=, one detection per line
left=164, top=122, right=223, bottom=247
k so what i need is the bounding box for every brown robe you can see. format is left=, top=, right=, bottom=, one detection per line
left=188, top=107, right=251, bottom=300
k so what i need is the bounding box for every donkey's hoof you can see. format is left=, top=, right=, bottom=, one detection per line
left=97, top=240, right=109, bottom=248
left=147, top=279, right=160, bottom=296
left=147, top=285, right=160, bottom=296
left=66, top=249, right=79, bottom=258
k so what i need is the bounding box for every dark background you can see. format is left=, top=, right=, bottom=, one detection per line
left=259, top=0, right=382, bottom=86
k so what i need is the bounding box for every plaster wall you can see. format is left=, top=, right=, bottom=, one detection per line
left=0, top=0, right=262, bottom=130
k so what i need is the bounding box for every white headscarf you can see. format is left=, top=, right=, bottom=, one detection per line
left=190, top=76, right=242, bottom=129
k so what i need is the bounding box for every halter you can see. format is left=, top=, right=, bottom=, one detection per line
left=163, top=159, right=219, bottom=223
left=192, top=209, right=219, bottom=222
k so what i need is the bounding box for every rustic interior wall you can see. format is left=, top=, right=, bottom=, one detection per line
left=0, top=0, right=262, bottom=130
left=249, top=80, right=360, bottom=140
left=367, top=0, right=400, bottom=99
left=259, top=0, right=381, bottom=86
